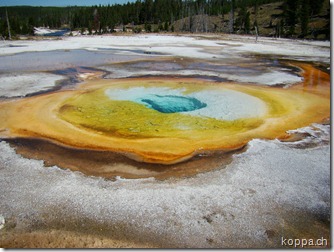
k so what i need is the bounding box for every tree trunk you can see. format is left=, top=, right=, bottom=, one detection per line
left=6, top=8, right=12, bottom=40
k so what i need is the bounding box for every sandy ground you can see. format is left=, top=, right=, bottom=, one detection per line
left=0, top=34, right=330, bottom=248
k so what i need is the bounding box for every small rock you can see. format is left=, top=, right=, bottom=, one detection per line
left=265, top=229, right=276, bottom=239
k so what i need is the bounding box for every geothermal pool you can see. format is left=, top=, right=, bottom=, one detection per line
left=0, top=60, right=330, bottom=172
left=0, top=34, right=330, bottom=248
left=0, top=35, right=330, bottom=171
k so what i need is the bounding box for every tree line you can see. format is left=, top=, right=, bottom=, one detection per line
left=283, top=0, right=328, bottom=38
left=0, top=0, right=329, bottom=39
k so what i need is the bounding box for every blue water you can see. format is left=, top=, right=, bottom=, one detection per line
left=42, top=29, right=70, bottom=37
left=0, top=49, right=150, bottom=72
left=140, top=95, right=207, bottom=113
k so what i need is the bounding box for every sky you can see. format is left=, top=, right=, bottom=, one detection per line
left=0, top=0, right=136, bottom=6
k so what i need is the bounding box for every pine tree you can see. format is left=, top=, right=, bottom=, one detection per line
left=229, top=0, right=235, bottom=33
left=310, top=0, right=325, bottom=15
left=300, top=0, right=310, bottom=37
left=244, top=11, right=250, bottom=33
left=284, top=0, right=299, bottom=36
left=164, top=21, right=169, bottom=31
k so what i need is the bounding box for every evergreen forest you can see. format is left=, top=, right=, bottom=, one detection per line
left=0, top=0, right=330, bottom=40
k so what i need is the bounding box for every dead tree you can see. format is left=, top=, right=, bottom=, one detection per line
left=6, top=8, right=12, bottom=40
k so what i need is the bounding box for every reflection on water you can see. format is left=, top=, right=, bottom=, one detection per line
left=0, top=48, right=303, bottom=86
left=127, top=61, right=184, bottom=71
left=103, top=57, right=303, bottom=85
left=188, top=62, right=258, bottom=75
left=51, top=66, right=108, bottom=87
left=0, top=49, right=154, bottom=72
left=97, top=47, right=166, bottom=55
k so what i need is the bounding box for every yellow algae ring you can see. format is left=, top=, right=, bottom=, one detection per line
left=0, top=64, right=330, bottom=164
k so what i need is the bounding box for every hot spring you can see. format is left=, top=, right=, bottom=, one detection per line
left=0, top=61, right=329, bottom=168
